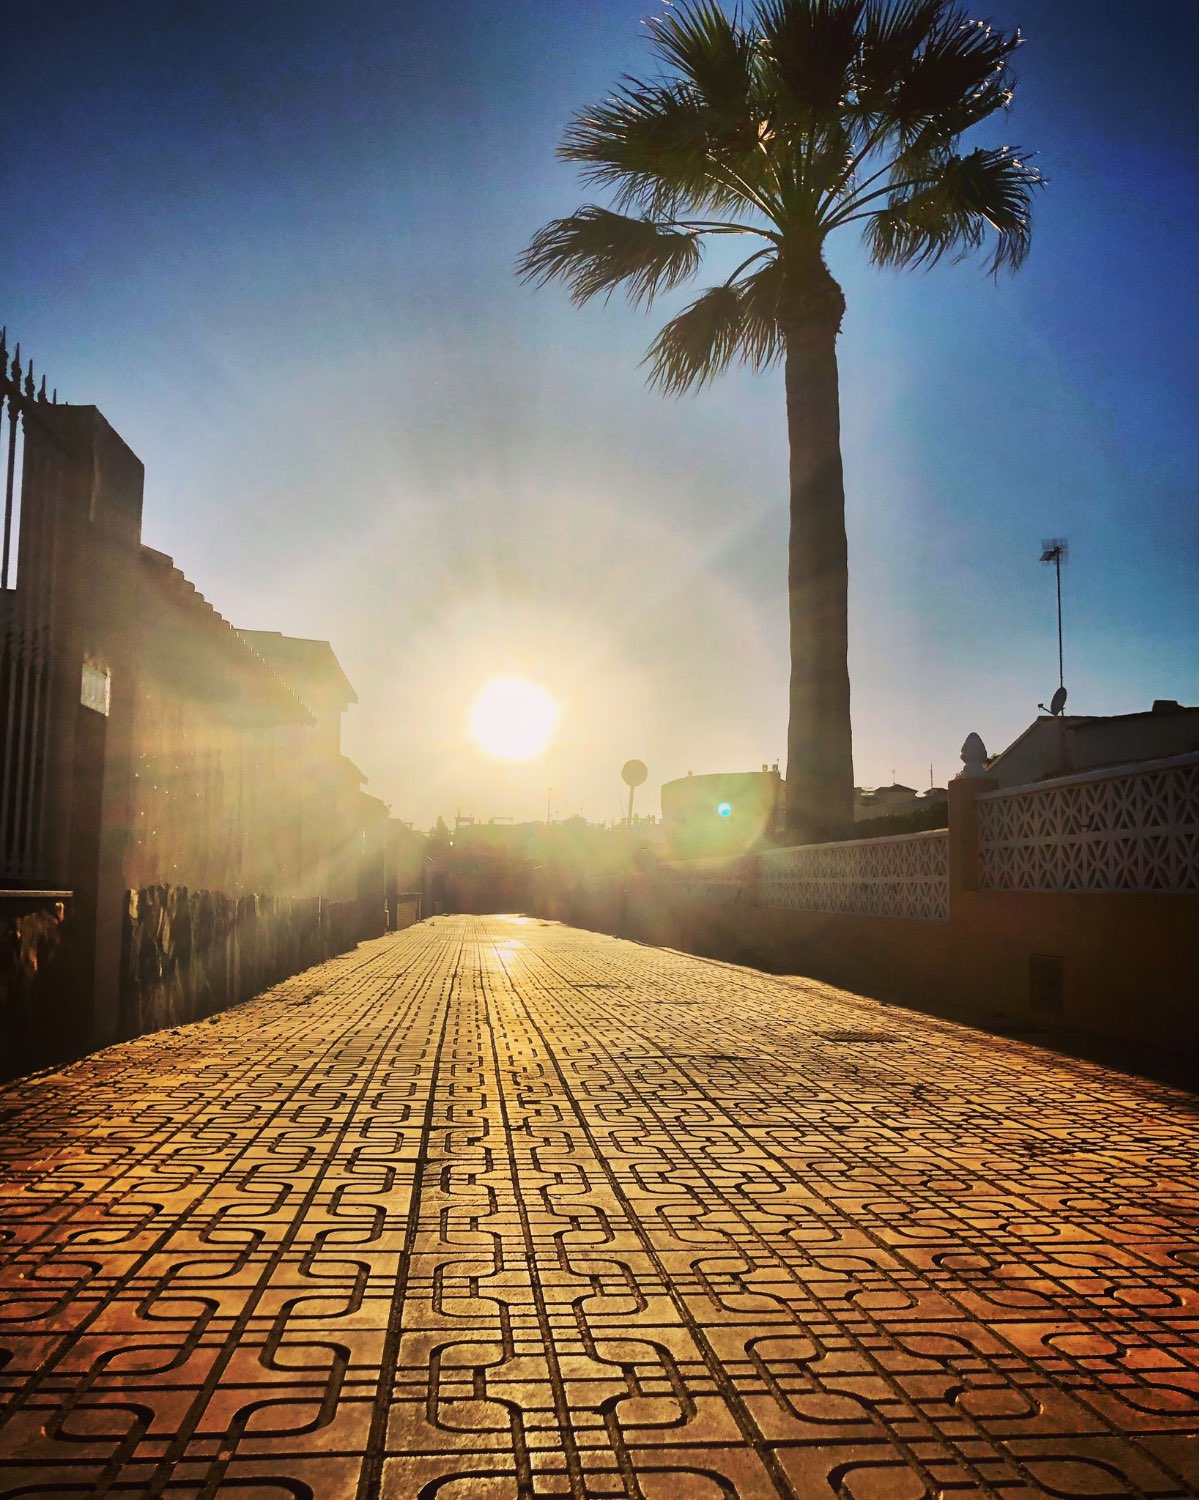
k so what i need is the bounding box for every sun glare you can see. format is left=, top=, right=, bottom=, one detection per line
left=469, top=676, right=560, bottom=762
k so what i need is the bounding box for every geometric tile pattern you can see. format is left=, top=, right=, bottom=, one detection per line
left=759, top=831, right=950, bottom=920
left=1, top=916, right=1197, bottom=1498
left=978, top=754, right=1199, bottom=893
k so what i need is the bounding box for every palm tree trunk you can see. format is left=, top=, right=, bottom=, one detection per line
left=783, top=290, right=853, bottom=843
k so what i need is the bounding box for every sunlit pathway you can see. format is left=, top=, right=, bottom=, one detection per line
left=1, top=916, right=1197, bottom=1499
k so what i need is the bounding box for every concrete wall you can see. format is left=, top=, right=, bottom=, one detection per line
left=2, top=401, right=392, bottom=1072
left=125, top=554, right=370, bottom=905
left=606, top=883, right=1196, bottom=1054
left=120, top=885, right=370, bottom=1039
left=539, top=778, right=1198, bottom=1072
left=1072, top=711, right=1199, bottom=771
left=0, top=895, right=78, bottom=1080
left=31, top=406, right=145, bottom=1048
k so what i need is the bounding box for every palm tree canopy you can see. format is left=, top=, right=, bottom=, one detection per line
left=518, top=0, right=1042, bottom=392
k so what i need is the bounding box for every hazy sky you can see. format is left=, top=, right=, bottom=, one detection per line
left=6, top=1, right=1197, bottom=826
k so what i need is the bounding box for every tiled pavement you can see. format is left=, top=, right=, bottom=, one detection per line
left=1, top=916, right=1198, bottom=1499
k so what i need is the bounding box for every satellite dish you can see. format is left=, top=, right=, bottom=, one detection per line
left=1037, top=685, right=1068, bottom=716
left=621, top=759, right=647, bottom=788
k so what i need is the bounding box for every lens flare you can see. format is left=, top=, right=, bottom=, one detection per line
left=469, top=676, right=560, bottom=762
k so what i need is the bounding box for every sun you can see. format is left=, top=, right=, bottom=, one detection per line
left=468, top=676, right=560, bottom=762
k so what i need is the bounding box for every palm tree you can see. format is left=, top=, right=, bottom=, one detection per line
left=519, top=0, right=1041, bottom=841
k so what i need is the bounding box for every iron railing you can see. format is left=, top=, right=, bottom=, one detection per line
left=1, top=330, right=65, bottom=882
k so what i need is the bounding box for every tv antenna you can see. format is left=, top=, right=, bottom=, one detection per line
left=1038, top=538, right=1069, bottom=715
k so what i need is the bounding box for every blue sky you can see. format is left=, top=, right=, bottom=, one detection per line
left=5, top=0, right=1197, bottom=825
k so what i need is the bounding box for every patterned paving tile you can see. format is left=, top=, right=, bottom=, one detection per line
left=1, top=916, right=1197, bottom=1498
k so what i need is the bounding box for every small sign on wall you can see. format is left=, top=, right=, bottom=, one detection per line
left=81, top=661, right=111, bottom=717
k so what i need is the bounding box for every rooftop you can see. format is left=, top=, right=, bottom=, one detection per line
left=237, top=629, right=358, bottom=712
left=140, top=548, right=311, bottom=725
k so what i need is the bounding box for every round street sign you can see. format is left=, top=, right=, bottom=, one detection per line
left=621, top=759, right=648, bottom=788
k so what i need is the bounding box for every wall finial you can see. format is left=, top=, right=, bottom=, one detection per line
left=958, top=732, right=990, bottom=779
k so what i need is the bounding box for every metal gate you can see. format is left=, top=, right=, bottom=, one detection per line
left=1, top=331, right=65, bottom=883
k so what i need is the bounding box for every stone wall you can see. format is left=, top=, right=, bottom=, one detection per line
left=2, top=883, right=388, bottom=1079
left=120, top=886, right=376, bottom=1040
left=1, top=898, right=80, bottom=1080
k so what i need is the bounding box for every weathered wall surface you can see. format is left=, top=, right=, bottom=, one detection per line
left=390, top=894, right=422, bottom=931
left=120, top=886, right=372, bottom=1040
left=124, top=551, right=371, bottom=905
left=2, top=375, right=396, bottom=1077
left=0, top=898, right=79, bottom=1080
left=2, top=887, right=388, bottom=1080
left=541, top=855, right=1198, bottom=1072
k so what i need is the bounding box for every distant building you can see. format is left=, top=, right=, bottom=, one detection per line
left=236, top=631, right=357, bottom=746
left=446, top=820, right=538, bottom=913
left=660, top=768, right=784, bottom=857
left=237, top=629, right=366, bottom=900
left=986, top=700, right=1199, bottom=788
left=126, top=550, right=318, bottom=897
left=852, top=783, right=947, bottom=825
left=0, top=346, right=405, bottom=1074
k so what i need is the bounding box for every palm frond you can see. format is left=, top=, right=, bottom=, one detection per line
left=880, top=7, right=1021, bottom=148
left=517, top=206, right=702, bottom=306
left=755, top=0, right=864, bottom=127
left=561, top=80, right=764, bottom=219
left=733, top=258, right=788, bottom=368
left=644, top=259, right=786, bottom=393
left=644, top=283, right=746, bottom=393
left=856, top=0, right=943, bottom=102
left=523, top=0, right=1043, bottom=370
left=646, top=2, right=757, bottom=115
left=865, top=145, right=1042, bottom=273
